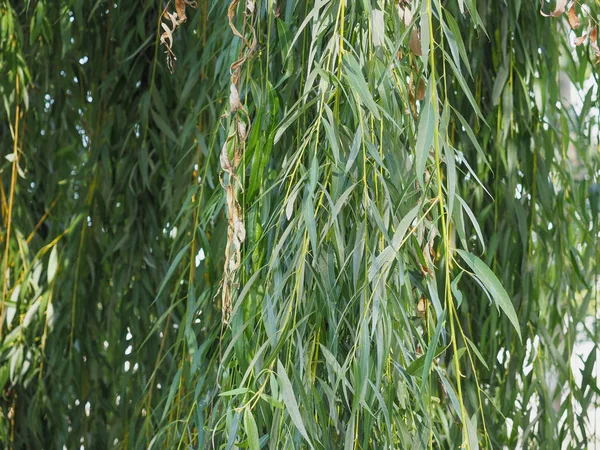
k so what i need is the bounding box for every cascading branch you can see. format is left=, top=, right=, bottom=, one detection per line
left=219, top=0, right=256, bottom=323
left=0, top=1, right=598, bottom=449
left=159, top=0, right=198, bottom=72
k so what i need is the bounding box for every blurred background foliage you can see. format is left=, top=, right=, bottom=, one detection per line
left=0, top=0, right=599, bottom=448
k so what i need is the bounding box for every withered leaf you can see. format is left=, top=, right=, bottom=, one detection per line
left=590, top=26, right=600, bottom=64
left=229, top=83, right=242, bottom=111
left=175, top=0, right=186, bottom=22
left=540, top=0, right=567, bottom=17
left=146, top=0, right=197, bottom=72
left=574, top=32, right=588, bottom=46
left=237, top=121, right=247, bottom=140
left=220, top=142, right=233, bottom=173
left=160, top=22, right=173, bottom=48
left=399, top=6, right=413, bottom=27
left=417, top=296, right=428, bottom=317
left=416, top=78, right=425, bottom=101
left=408, top=76, right=415, bottom=112
left=409, top=28, right=422, bottom=56
left=568, top=3, right=580, bottom=29
left=167, top=11, right=179, bottom=29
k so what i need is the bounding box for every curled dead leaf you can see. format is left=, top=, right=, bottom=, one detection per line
left=229, top=83, right=242, bottom=111
left=540, top=0, right=567, bottom=17
left=574, top=32, right=588, bottom=46
left=159, top=1, right=197, bottom=73
left=237, top=121, right=247, bottom=140
left=175, top=0, right=186, bottom=22
left=568, top=3, right=580, bottom=29
left=220, top=142, right=233, bottom=173
left=221, top=0, right=256, bottom=324
left=160, top=22, right=173, bottom=48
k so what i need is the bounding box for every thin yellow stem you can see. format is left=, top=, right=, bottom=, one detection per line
left=1, top=74, right=21, bottom=338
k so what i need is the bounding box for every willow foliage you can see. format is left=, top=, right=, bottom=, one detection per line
left=1, top=0, right=599, bottom=448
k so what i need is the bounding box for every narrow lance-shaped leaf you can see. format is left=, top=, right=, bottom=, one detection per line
left=456, top=250, right=521, bottom=340
left=47, top=246, right=58, bottom=284
left=277, top=360, right=314, bottom=449
left=415, top=76, right=434, bottom=188
left=244, top=409, right=260, bottom=450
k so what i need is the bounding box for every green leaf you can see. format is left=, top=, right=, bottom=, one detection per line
left=277, top=360, right=313, bottom=449
left=456, top=195, right=486, bottom=252
left=492, top=64, right=509, bottom=106
left=466, top=336, right=489, bottom=370
left=436, top=368, right=461, bottom=418
left=344, top=413, right=356, bottom=450
left=303, top=193, right=318, bottom=258
left=244, top=409, right=260, bottom=450
left=415, top=80, right=435, bottom=188
left=346, top=127, right=362, bottom=172
left=10, top=345, right=23, bottom=382
left=161, top=368, right=182, bottom=422
left=219, top=387, right=250, bottom=397
left=152, top=244, right=190, bottom=306
left=456, top=250, right=521, bottom=340
left=466, top=413, right=480, bottom=450
left=420, top=312, right=445, bottom=392
left=406, top=345, right=449, bottom=376
left=445, top=142, right=457, bottom=217
left=344, top=52, right=381, bottom=120
left=446, top=56, right=485, bottom=122
left=451, top=109, right=490, bottom=168
left=443, top=13, right=472, bottom=77
left=47, top=246, right=58, bottom=284
left=369, top=203, right=420, bottom=282
left=151, top=110, right=178, bottom=144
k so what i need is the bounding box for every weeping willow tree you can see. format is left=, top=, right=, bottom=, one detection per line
left=1, top=0, right=599, bottom=448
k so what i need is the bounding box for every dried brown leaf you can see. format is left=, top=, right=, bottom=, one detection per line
left=220, top=0, right=256, bottom=324
left=591, top=26, right=599, bottom=52
left=398, top=6, right=413, bottom=27
left=229, top=83, right=242, bottom=111
left=158, top=0, right=196, bottom=72
left=574, top=33, right=588, bottom=46
left=237, top=121, right=247, bottom=140
left=540, top=0, right=567, bottom=17
left=568, top=3, right=580, bottom=29
left=228, top=0, right=244, bottom=41
left=160, top=22, right=173, bottom=48
left=417, top=296, right=427, bottom=317
left=409, top=28, right=421, bottom=56
left=590, top=26, right=600, bottom=64
left=220, top=142, right=233, bottom=173
left=167, top=11, right=179, bottom=29
left=175, top=0, right=186, bottom=22
left=416, top=78, right=425, bottom=101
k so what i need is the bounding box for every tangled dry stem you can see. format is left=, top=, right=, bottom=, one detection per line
left=159, top=0, right=198, bottom=73
left=219, top=0, right=256, bottom=324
